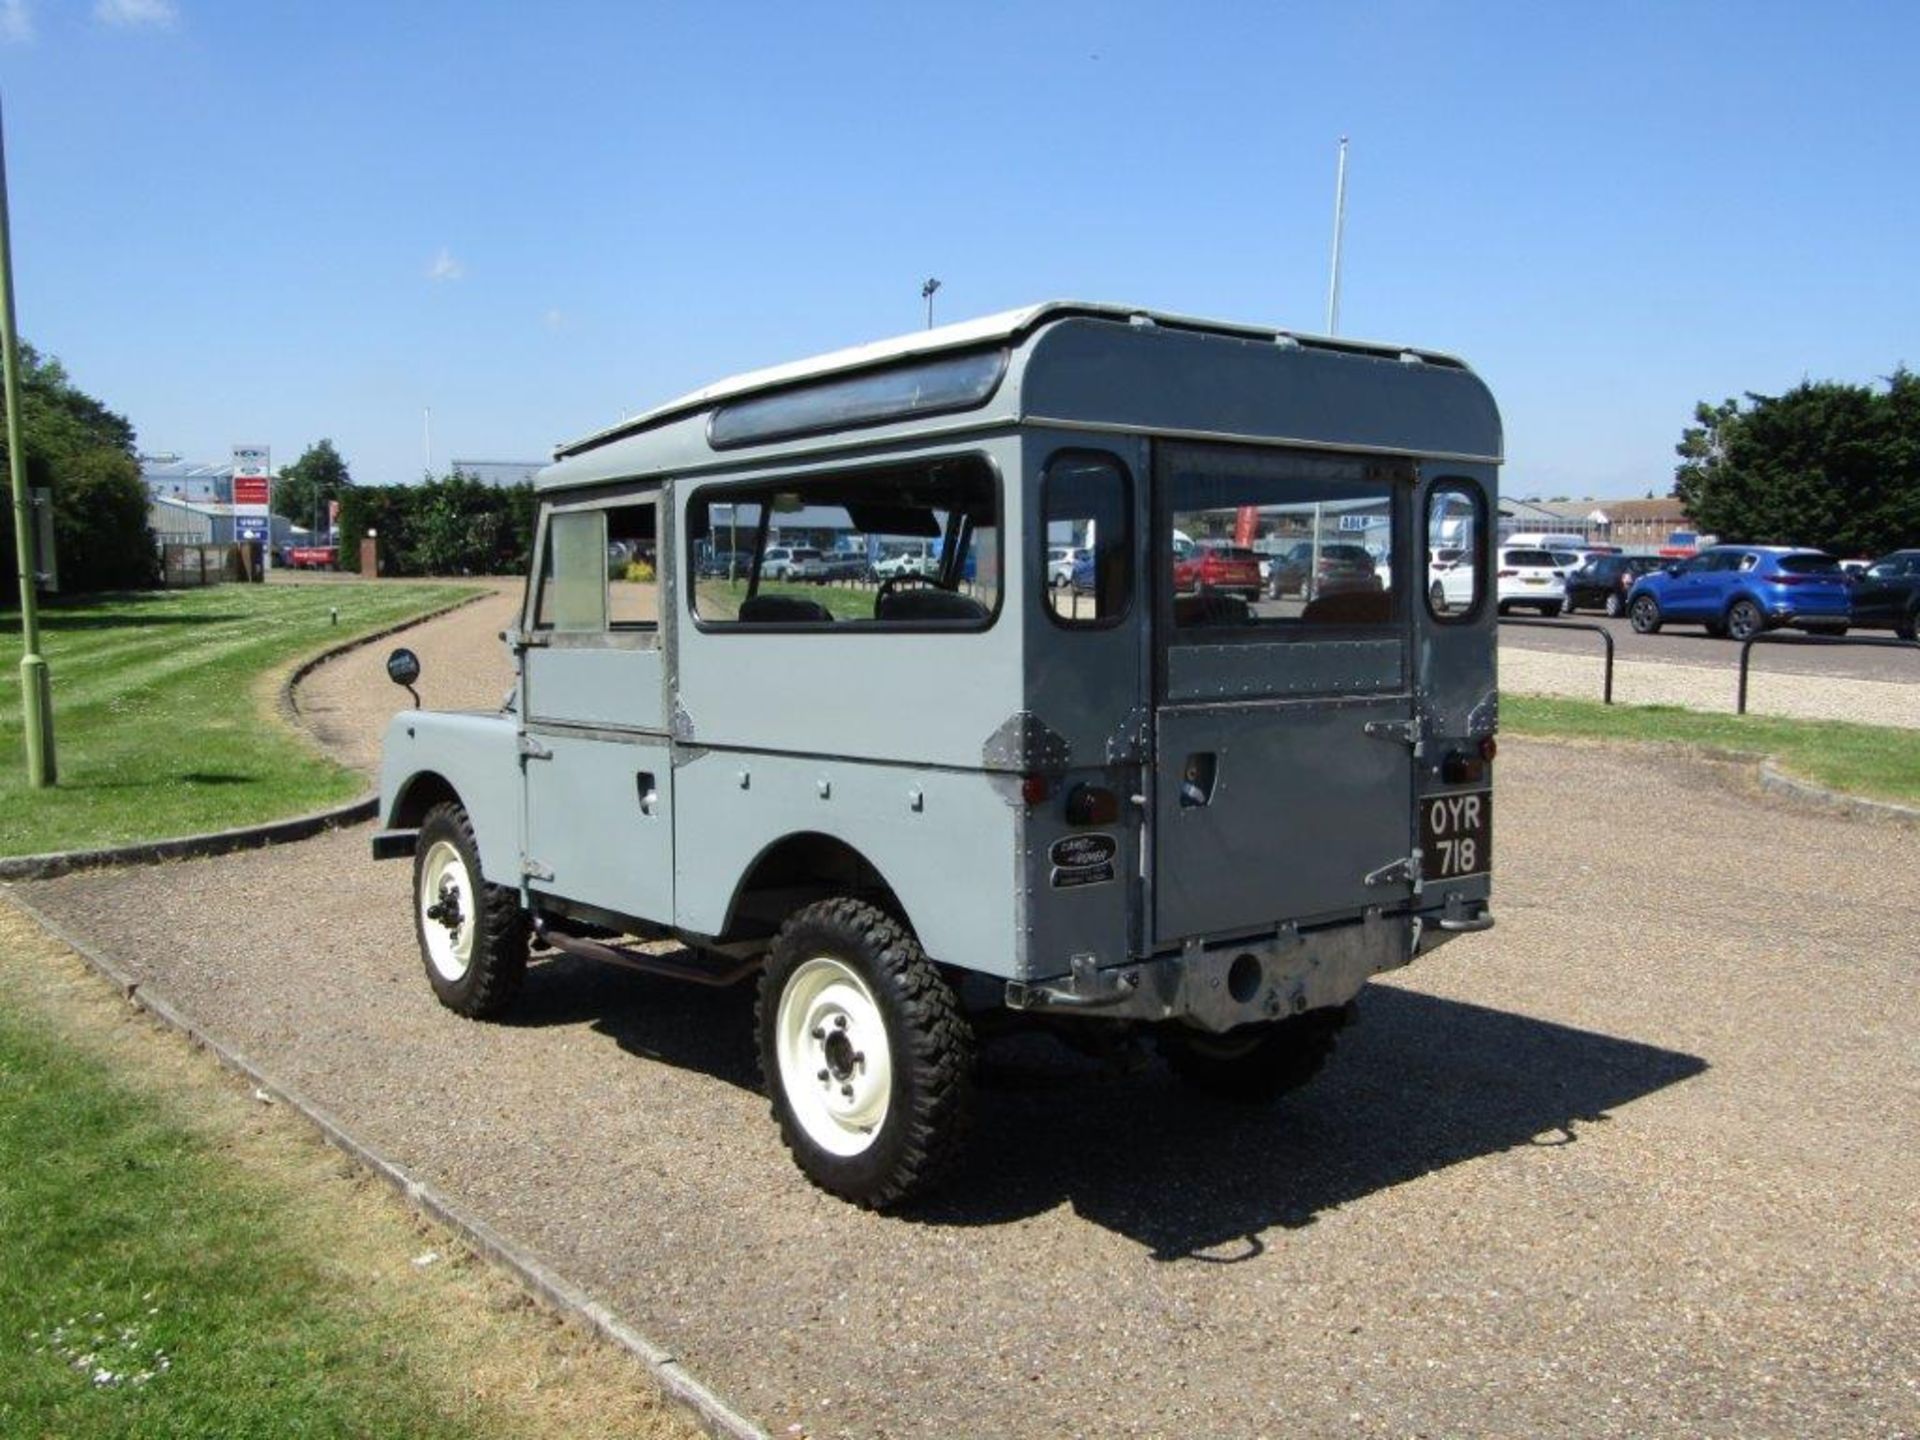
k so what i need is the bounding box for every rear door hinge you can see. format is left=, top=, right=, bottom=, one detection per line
left=518, top=734, right=552, bottom=761
left=1364, top=851, right=1424, bottom=895
left=520, top=856, right=554, bottom=882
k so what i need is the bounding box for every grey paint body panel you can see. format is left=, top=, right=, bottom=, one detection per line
left=378, top=303, right=1503, bottom=1026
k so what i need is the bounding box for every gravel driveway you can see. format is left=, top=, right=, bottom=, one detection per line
left=7, top=591, right=1916, bottom=1436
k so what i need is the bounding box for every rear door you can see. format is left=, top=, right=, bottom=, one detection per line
left=1151, top=442, right=1414, bottom=944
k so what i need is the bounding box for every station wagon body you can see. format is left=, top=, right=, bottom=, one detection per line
left=374, top=301, right=1503, bottom=1207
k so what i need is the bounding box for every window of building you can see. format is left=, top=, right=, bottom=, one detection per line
left=687, top=455, right=999, bottom=629
left=1041, top=451, right=1131, bottom=627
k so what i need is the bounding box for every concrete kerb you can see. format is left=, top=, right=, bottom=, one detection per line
left=1, top=888, right=769, bottom=1440
left=0, top=589, right=490, bottom=884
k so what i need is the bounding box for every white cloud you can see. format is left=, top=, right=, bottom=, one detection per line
left=426, top=248, right=464, bottom=283
left=0, top=0, right=33, bottom=44
left=542, top=308, right=566, bottom=332
left=93, top=0, right=177, bottom=27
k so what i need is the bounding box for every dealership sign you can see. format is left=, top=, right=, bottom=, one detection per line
left=232, top=444, right=271, bottom=561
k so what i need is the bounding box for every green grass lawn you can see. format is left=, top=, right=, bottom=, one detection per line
left=0, top=907, right=691, bottom=1440
left=1504, top=693, right=1920, bottom=807
left=0, top=583, right=476, bottom=857
left=694, top=576, right=881, bottom=621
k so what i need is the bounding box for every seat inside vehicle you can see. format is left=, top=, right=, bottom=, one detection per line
left=1301, top=590, right=1391, bottom=625
left=874, top=587, right=990, bottom=624
left=1173, top=593, right=1257, bottom=626
left=739, top=594, right=836, bottom=624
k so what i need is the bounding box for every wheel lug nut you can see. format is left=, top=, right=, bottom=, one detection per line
left=834, top=1016, right=848, bottom=1030
left=816, top=1069, right=829, bottom=1083
left=840, top=1083, right=854, bottom=1098
left=811, top=1027, right=825, bottom=1040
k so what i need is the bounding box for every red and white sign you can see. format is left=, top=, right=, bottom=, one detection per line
left=232, top=444, right=272, bottom=558
left=233, top=475, right=270, bottom=507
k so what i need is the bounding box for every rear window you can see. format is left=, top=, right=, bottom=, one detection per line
left=1503, top=549, right=1557, bottom=567
left=1777, top=554, right=1840, bottom=575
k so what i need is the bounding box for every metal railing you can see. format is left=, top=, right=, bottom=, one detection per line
left=1498, top=617, right=1616, bottom=704
left=1737, top=632, right=1920, bottom=714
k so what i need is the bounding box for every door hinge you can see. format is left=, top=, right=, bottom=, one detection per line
left=1364, top=851, right=1423, bottom=894
left=1364, top=719, right=1419, bottom=745
left=521, top=857, right=554, bottom=882
left=518, top=734, right=552, bottom=761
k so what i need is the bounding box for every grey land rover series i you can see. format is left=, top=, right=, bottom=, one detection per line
left=373, top=302, right=1501, bottom=1208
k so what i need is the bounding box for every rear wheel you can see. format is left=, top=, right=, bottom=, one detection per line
left=1604, top=590, right=1626, bottom=618
left=1897, top=606, right=1918, bottom=641
left=1541, top=601, right=1564, bottom=618
left=1725, top=598, right=1765, bottom=641
left=1429, top=580, right=1448, bottom=614
left=414, top=801, right=528, bottom=1019
left=1160, top=1006, right=1349, bottom=1102
left=1630, top=594, right=1662, bottom=633
left=758, top=898, right=973, bottom=1210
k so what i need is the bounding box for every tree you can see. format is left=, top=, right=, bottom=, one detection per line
left=273, top=438, right=353, bottom=532
left=1, top=340, right=155, bottom=599
left=1672, top=372, right=1920, bottom=556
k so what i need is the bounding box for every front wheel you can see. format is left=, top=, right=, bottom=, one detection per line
left=1605, top=590, right=1626, bottom=618
left=1429, top=580, right=1449, bottom=614
left=414, top=801, right=528, bottom=1018
left=1897, top=607, right=1918, bottom=642
left=1630, top=594, right=1662, bottom=633
left=1160, top=1006, right=1350, bottom=1102
left=758, top=898, right=973, bottom=1210
left=1541, top=601, right=1564, bottom=618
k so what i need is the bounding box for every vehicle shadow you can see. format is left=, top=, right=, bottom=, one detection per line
left=506, top=958, right=1706, bottom=1257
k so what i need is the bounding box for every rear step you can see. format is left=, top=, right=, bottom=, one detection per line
left=530, top=915, right=760, bottom=988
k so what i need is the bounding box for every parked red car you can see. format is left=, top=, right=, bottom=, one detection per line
left=1175, top=539, right=1262, bottom=599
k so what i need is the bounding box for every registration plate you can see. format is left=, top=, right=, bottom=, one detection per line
left=1421, top=789, right=1491, bottom=881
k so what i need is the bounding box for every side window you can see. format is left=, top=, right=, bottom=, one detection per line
left=533, top=498, right=659, bottom=635
left=1425, top=480, right=1484, bottom=620
left=686, top=455, right=999, bottom=629
left=1042, top=451, right=1131, bottom=627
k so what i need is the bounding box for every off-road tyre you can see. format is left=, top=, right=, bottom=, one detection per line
left=1725, top=598, right=1765, bottom=642
left=757, top=898, right=973, bottom=1210
left=1604, top=590, right=1626, bottom=618
left=414, top=801, right=528, bottom=1019
left=1630, top=594, right=1662, bottom=634
left=1159, top=1004, right=1350, bottom=1103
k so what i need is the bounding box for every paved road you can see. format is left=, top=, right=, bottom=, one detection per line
left=13, top=752, right=1918, bottom=1428
left=1501, top=610, right=1920, bottom=684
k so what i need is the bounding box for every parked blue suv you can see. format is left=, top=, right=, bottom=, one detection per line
left=1626, top=546, right=1851, bottom=640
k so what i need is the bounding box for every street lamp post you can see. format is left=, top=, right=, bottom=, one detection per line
left=1, top=98, right=55, bottom=787
left=921, top=277, right=941, bottom=329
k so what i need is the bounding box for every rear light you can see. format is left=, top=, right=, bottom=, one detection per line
left=1478, top=735, right=1497, bottom=762
left=1497, top=569, right=1518, bottom=578
left=1021, top=774, right=1050, bottom=806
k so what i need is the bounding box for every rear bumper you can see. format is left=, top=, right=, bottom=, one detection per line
left=1004, top=898, right=1491, bottom=1032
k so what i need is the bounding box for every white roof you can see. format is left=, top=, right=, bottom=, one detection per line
left=558, top=301, right=1455, bottom=459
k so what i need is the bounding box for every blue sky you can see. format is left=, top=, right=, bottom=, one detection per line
left=2, top=2, right=1915, bottom=498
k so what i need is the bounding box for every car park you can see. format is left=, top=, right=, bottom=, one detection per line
left=1494, top=545, right=1566, bottom=615
left=1846, top=549, right=1920, bottom=638
left=1563, top=554, right=1667, bottom=616
left=1626, top=545, right=1851, bottom=639
left=762, top=545, right=824, bottom=580
left=1176, top=539, right=1263, bottom=598
left=1047, top=546, right=1086, bottom=587
left=1267, top=540, right=1379, bottom=599
left=373, top=300, right=1502, bottom=1209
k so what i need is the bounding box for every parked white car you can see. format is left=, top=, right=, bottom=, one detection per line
left=1495, top=545, right=1566, bottom=616
left=1047, top=546, right=1086, bottom=587
left=874, top=547, right=937, bottom=580
left=762, top=546, right=824, bottom=581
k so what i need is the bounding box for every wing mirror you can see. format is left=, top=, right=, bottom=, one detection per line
left=1665, top=564, right=1683, bottom=576
left=387, top=646, right=422, bottom=707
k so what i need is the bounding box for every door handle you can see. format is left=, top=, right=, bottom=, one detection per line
left=637, top=771, right=659, bottom=816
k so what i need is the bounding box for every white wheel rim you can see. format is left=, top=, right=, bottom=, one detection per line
left=419, top=839, right=476, bottom=982
left=775, top=957, right=893, bottom=1157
